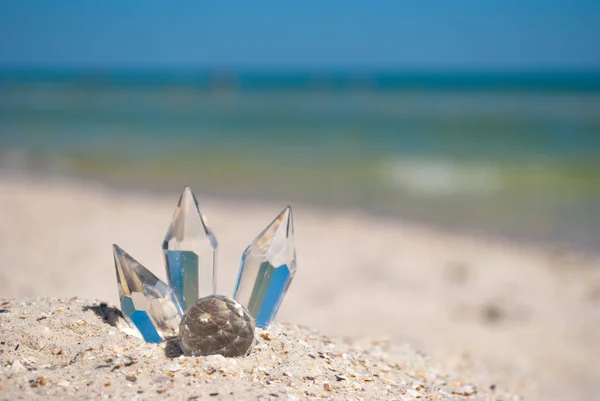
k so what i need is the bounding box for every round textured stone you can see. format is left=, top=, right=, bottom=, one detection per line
left=178, top=295, right=256, bottom=357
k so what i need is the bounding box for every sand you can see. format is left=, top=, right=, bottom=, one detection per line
left=0, top=298, right=516, bottom=400
left=1, top=173, right=599, bottom=400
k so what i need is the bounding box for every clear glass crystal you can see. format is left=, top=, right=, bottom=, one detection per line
left=113, top=244, right=182, bottom=343
left=233, top=206, right=296, bottom=329
left=162, top=186, right=218, bottom=311
left=179, top=295, right=256, bottom=357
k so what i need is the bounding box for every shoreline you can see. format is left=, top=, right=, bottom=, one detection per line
left=1, top=166, right=598, bottom=256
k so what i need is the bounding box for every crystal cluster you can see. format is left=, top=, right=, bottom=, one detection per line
left=112, top=186, right=297, bottom=355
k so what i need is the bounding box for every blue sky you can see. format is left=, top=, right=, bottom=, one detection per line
left=0, top=1, right=599, bottom=70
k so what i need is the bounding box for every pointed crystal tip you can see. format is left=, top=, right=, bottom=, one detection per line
left=113, top=244, right=182, bottom=343
left=163, top=186, right=218, bottom=311
left=233, top=206, right=296, bottom=329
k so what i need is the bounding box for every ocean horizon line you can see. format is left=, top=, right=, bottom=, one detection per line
left=1, top=68, right=600, bottom=92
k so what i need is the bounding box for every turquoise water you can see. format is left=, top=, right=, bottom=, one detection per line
left=1, top=71, right=600, bottom=249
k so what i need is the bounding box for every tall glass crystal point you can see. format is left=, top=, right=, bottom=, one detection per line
left=163, top=186, right=218, bottom=311
left=113, top=244, right=182, bottom=343
left=233, top=206, right=296, bottom=329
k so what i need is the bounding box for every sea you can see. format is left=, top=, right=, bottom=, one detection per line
left=1, top=70, right=600, bottom=250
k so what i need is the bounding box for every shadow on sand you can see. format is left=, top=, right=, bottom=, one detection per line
left=164, top=337, right=183, bottom=358
left=82, top=302, right=125, bottom=328
left=82, top=302, right=184, bottom=358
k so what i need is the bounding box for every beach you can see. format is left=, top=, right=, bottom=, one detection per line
left=1, top=173, right=599, bottom=400
left=1, top=298, right=518, bottom=400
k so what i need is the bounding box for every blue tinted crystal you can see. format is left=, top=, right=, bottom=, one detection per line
left=113, top=244, right=182, bottom=343
left=165, top=250, right=200, bottom=310
left=163, top=187, right=217, bottom=310
left=255, top=264, right=292, bottom=328
left=233, top=206, right=296, bottom=329
left=130, top=310, right=163, bottom=343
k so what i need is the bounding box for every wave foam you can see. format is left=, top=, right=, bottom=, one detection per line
left=382, top=158, right=503, bottom=196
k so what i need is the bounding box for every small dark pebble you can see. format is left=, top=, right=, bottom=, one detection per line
left=36, top=316, right=47, bottom=321
left=125, top=376, right=137, bottom=382
left=269, top=394, right=279, bottom=397
left=123, top=358, right=137, bottom=367
left=308, top=354, right=316, bottom=359
left=209, top=392, right=219, bottom=397
left=490, top=384, right=496, bottom=391
left=0, top=341, right=4, bottom=345
left=482, top=304, right=504, bottom=323
left=0, top=309, right=7, bottom=313
left=305, top=376, right=316, bottom=381
left=28, top=378, right=46, bottom=388
left=14, top=344, right=19, bottom=351
left=335, top=375, right=347, bottom=381
left=95, top=365, right=111, bottom=369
